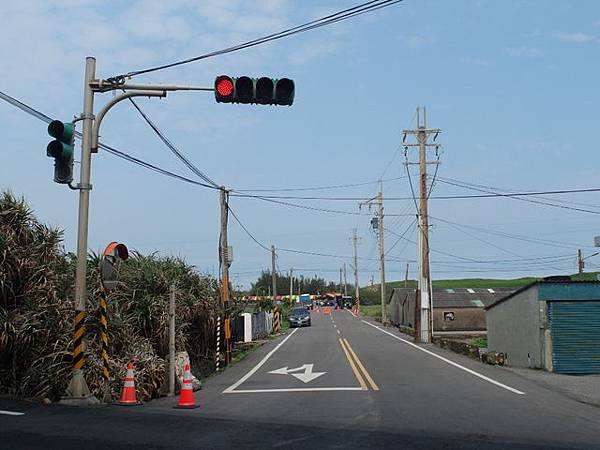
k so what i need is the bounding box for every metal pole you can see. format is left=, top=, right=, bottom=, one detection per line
left=219, top=188, right=231, bottom=364
left=352, top=229, right=360, bottom=310
left=271, top=245, right=277, bottom=302
left=169, top=284, right=176, bottom=396
left=378, top=189, right=386, bottom=324
left=418, top=107, right=432, bottom=343
left=65, top=57, right=96, bottom=401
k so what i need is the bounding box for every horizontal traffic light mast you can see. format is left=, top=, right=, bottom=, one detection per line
left=215, top=76, right=295, bottom=106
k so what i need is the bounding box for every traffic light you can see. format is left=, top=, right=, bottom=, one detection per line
left=46, top=120, right=75, bottom=184
left=214, top=75, right=295, bottom=106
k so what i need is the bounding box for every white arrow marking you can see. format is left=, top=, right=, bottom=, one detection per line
left=268, top=366, right=291, bottom=375
left=268, top=364, right=326, bottom=383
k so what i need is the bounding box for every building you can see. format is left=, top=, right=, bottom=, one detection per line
left=485, top=280, right=600, bottom=374
left=388, top=287, right=514, bottom=333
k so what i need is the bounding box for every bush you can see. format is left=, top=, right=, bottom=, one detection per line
left=0, top=190, right=220, bottom=400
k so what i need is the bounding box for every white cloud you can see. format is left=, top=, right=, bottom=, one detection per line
left=507, top=46, right=542, bottom=58
left=288, top=40, right=341, bottom=66
left=556, top=32, right=597, bottom=43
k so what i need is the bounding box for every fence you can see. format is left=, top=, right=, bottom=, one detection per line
left=231, top=311, right=274, bottom=343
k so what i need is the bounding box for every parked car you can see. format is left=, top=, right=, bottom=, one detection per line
left=289, top=307, right=311, bottom=328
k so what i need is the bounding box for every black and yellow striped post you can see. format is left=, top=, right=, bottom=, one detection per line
left=72, top=310, right=87, bottom=371
left=98, top=289, right=110, bottom=381
left=273, top=306, right=281, bottom=333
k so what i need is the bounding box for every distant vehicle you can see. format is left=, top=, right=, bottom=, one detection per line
left=289, top=307, right=311, bottom=328
left=298, top=293, right=312, bottom=310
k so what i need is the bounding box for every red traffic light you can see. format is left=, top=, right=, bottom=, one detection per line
left=215, top=76, right=234, bottom=100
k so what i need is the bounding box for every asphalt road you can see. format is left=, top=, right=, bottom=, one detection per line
left=2, top=308, right=600, bottom=449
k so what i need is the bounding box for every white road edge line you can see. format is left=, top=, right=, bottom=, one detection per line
left=226, top=387, right=362, bottom=394
left=223, top=328, right=299, bottom=393
left=0, top=410, right=25, bottom=416
left=362, top=320, right=525, bottom=396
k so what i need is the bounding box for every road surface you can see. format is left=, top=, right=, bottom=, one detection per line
left=2, top=308, right=600, bottom=449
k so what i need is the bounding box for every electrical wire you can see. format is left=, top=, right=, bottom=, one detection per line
left=127, top=97, right=219, bottom=188
left=436, top=178, right=600, bottom=215
left=108, top=0, right=404, bottom=82
left=233, top=176, right=406, bottom=193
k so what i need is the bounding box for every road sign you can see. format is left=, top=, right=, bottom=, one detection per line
left=268, top=364, right=326, bottom=383
left=594, top=236, right=600, bottom=247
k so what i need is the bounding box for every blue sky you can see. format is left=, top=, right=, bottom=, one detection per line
left=2, top=0, right=600, bottom=289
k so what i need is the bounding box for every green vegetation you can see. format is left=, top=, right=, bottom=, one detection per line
left=0, top=190, right=220, bottom=401
left=470, top=337, right=488, bottom=348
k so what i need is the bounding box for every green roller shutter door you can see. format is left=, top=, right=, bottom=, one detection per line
left=548, top=301, right=600, bottom=374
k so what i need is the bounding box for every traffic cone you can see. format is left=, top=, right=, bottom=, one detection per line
left=117, top=362, right=141, bottom=406
left=174, top=364, right=200, bottom=409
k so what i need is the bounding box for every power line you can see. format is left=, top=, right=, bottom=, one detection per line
left=233, top=176, right=406, bottom=193
left=0, top=90, right=220, bottom=190
left=108, top=0, right=404, bottom=82
left=127, top=97, right=219, bottom=187
left=435, top=178, right=600, bottom=215
left=227, top=203, right=271, bottom=252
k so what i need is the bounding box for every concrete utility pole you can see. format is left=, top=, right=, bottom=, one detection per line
left=289, top=269, right=293, bottom=305
left=340, top=267, right=343, bottom=295
left=360, top=187, right=386, bottom=323
left=351, top=228, right=361, bottom=309
left=403, top=106, right=441, bottom=344
left=219, top=188, right=232, bottom=364
left=578, top=249, right=584, bottom=275
left=271, top=245, right=277, bottom=302
left=405, top=263, right=409, bottom=288
left=343, top=263, right=348, bottom=297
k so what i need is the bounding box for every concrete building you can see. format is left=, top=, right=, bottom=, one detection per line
left=486, top=280, right=600, bottom=374
left=388, top=287, right=514, bottom=333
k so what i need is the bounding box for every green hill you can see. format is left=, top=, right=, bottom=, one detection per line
left=359, top=273, right=598, bottom=305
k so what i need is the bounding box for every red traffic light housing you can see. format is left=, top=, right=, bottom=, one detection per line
left=214, top=75, right=294, bottom=106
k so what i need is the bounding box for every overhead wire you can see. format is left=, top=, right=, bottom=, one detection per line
left=108, top=0, right=404, bottom=82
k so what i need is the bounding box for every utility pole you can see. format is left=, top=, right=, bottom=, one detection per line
left=289, top=269, right=293, bottom=304
left=360, top=187, right=386, bottom=324
left=405, top=263, right=409, bottom=288
left=403, top=106, right=441, bottom=343
left=219, top=188, right=232, bottom=364
left=351, top=229, right=361, bottom=310
left=271, top=245, right=277, bottom=302
left=578, top=249, right=584, bottom=275
left=343, top=262, right=348, bottom=297
left=340, top=267, right=343, bottom=295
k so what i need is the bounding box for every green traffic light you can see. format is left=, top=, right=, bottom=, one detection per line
left=47, top=140, right=74, bottom=159
left=48, top=120, right=74, bottom=143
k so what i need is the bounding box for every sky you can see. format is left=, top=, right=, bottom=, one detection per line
left=1, top=0, right=600, bottom=290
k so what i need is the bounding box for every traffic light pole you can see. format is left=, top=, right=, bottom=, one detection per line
left=65, top=57, right=215, bottom=402
left=64, top=57, right=97, bottom=403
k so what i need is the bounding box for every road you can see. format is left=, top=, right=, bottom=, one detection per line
left=2, top=308, right=600, bottom=449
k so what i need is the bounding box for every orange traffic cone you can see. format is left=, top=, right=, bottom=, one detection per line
left=117, top=362, right=141, bottom=406
left=174, top=364, right=199, bottom=409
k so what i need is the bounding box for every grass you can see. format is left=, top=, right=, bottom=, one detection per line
left=360, top=305, right=385, bottom=321
left=470, top=337, right=488, bottom=348
left=231, top=342, right=261, bottom=365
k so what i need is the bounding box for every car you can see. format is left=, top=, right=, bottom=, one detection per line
left=288, top=307, right=311, bottom=328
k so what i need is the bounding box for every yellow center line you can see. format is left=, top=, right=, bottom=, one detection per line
left=343, top=338, right=380, bottom=391
left=339, top=338, right=368, bottom=390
